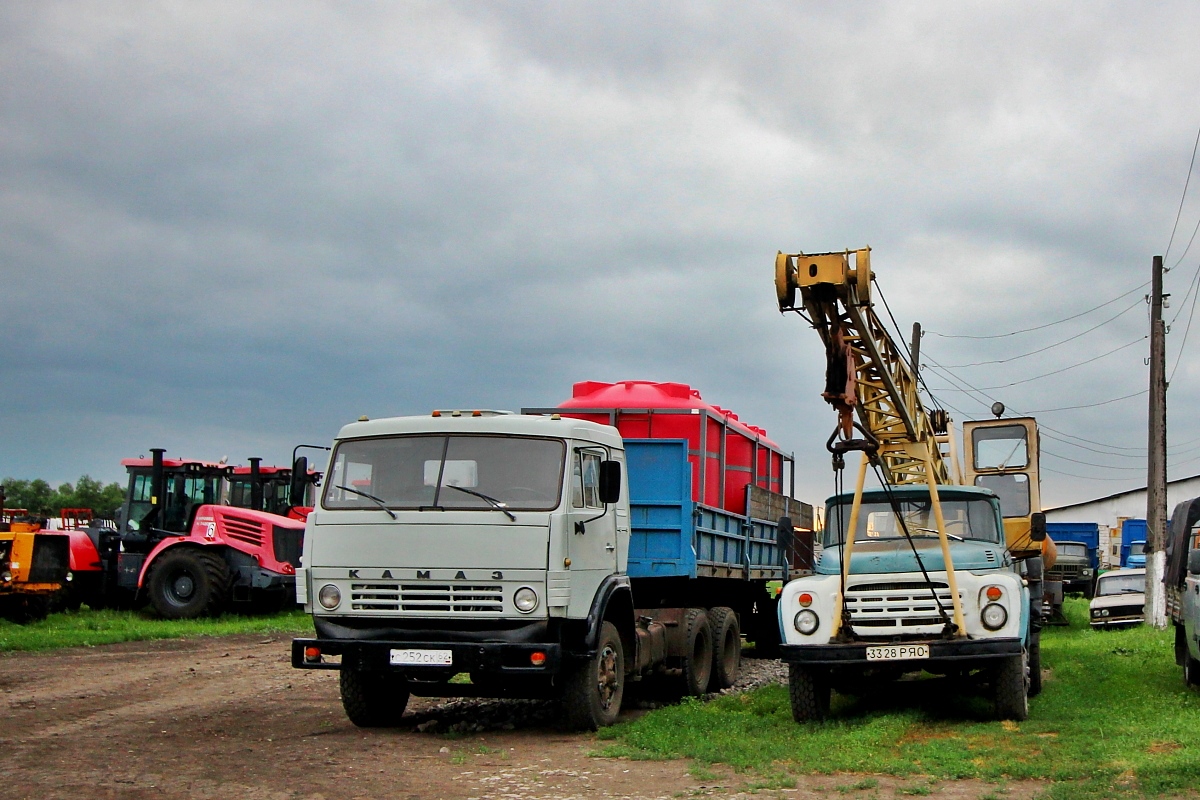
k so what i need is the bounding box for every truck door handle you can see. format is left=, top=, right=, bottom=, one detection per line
left=605, top=543, right=615, bottom=552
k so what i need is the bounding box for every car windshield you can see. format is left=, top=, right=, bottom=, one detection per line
left=1129, top=542, right=1146, bottom=555
left=1057, top=543, right=1088, bottom=558
left=322, top=434, right=566, bottom=512
left=824, top=496, right=1002, bottom=546
left=1096, top=573, right=1145, bottom=596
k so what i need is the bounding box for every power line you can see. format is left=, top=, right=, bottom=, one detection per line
left=926, top=281, right=1148, bottom=340
left=926, top=336, right=1145, bottom=391
left=1168, top=258, right=1200, bottom=383
left=1042, top=449, right=1146, bottom=472
left=1021, top=389, right=1147, bottom=414
left=1165, top=121, right=1200, bottom=262
left=1041, top=465, right=1139, bottom=482
left=938, top=297, right=1143, bottom=368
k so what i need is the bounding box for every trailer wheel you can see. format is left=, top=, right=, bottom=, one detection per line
left=707, top=607, right=741, bottom=691
left=679, top=608, right=713, bottom=696
left=993, top=648, right=1030, bottom=721
left=146, top=548, right=231, bottom=619
left=340, top=669, right=410, bottom=727
left=1028, top=630, right=1043, bottom=698
left=1185, top=654, right=1200, bottom=688
left=788, top=663, right=831, bottom=722
left=562, top=620, right=625, bottom=730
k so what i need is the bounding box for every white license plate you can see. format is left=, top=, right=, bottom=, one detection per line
left=389, top=648, right=453, bottom=666
left=865, top=644, right=930, bottom=661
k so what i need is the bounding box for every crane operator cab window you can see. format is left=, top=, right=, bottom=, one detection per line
left=972, top=425, right=1030, bottom=518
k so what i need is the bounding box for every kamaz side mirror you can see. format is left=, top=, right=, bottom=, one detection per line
left=289, top=456, right=309, bottom=508
left=1188, top=548, right=1200, bottom=576
left=1029, top=512, right=1047, bottom=543
left=598, top=460, right=622, bottom=504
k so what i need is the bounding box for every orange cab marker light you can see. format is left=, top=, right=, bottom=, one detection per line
left=530, top=651, right=547, bottom=666
left=472, top=410, right=482, bottom=417
left=798, top=593, right=813, bottom=607
left=986, top=586, right=1003, bottom=601
left=432, top=410, right=442, bottom=417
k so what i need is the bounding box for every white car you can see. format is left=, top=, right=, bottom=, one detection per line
left=1089, top=568, right=1145, bottom=628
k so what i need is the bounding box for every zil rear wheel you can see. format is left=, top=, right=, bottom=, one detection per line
left=562, top=620, right=625, bottom=730
left=146, top=548, right=231, bottom=619
left=993, top=647, right=1030, bottom=721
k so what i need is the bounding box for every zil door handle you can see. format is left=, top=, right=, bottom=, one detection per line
left=605, top=543, right=615, bottom=552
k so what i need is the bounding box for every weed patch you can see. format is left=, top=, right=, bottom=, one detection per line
left=0, top=607, right=313, bottom=651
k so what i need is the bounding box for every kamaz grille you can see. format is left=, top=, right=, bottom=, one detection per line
left=845, top=582, right=961, bottom=631
left=29, top=535, right=69, bottom=583
left=223, top=516, right=265, bottom=547
left=350, top=581, right=504, bottom=613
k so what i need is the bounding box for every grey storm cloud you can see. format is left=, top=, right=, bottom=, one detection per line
left=2, top=1, right=1199, bottom=508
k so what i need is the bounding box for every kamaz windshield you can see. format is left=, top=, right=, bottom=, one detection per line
left=824, top=496, right=1002, bottom=546
left=322, top=434, right=565, bottom=512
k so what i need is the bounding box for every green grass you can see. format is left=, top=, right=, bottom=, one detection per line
left=0, top=607, right=314, bottom=652
left=598, top=599, right=1200, bottom=798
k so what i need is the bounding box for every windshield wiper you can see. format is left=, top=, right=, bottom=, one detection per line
left=335, top=485, right=397, bottom=520
left=914, top=527, right=965, bottom=542
left=442, top=485, right=516, bottom=521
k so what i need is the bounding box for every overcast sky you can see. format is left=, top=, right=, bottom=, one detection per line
left=4, top=1, right=1200, bottom=510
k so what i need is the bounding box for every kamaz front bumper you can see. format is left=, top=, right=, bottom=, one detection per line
left=291, top=637, right=562, bottom=681
left=779, top=637, right=1022, bottom=667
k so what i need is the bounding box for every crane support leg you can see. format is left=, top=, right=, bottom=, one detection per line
left=908, top=441, right=967, bottom=637
left=829, top=451, right=871, bottom=639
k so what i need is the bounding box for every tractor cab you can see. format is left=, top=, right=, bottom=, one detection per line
left=228, top=458, right=320, bottom=518
left=119, top=455, right=231, bottom=538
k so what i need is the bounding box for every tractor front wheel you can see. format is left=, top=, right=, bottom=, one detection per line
left=146, top=548, right=231, bottom=619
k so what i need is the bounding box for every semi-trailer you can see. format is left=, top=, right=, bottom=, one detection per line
left=292, top=381, right=812, bottom=730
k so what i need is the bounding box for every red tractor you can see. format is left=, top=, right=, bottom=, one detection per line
left=63, top=449, right=308, bottom=618
left=228, top=453, right=322, bottom=521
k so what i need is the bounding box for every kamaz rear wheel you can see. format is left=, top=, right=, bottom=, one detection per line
left=679, top=608, right=713, bottom=696
left=788, top=663, right=831, bottom=722
left=146, top=548, right=231, bottom=619
left=707, top=606, right=741, bottom=691
left=340, top=669, right=411, bottom=727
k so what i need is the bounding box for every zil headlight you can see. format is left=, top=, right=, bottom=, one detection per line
left=317, top=584, right=342, bottom=610
left=981, top=602, right=1008, bottom=631
left=514, top=586, right=539, bottom=613
left=794, top=609, right=819, bottom=635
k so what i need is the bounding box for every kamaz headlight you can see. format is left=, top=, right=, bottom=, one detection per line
left=794, top=609, right=819, bottom=635
left=514, top=587, right=539, bottom=613
left=981, top=603, right=1007, bottom=631
left=318, top=584, right=341, bottom=610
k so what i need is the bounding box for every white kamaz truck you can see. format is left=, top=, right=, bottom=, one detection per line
left=292, top=383, right=809, bottom=730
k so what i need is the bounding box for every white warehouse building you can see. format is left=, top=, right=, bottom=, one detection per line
left=1043, top=473, right=1200, bottom=568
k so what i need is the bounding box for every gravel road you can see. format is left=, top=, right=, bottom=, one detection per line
left=0, top=636, right=1040, bottom=800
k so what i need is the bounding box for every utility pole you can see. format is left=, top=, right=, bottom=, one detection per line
left=1146, top=255, right=1168, bottom=629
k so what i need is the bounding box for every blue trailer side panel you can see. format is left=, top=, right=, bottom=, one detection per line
left=625, top=439, right=787, bottom=581
left=626, top=439, right=697, bottom=578
left=1046, top=522, right=1100, bottom=570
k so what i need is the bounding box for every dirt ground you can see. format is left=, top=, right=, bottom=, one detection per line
left=0, top=635, right=1045, bottom=800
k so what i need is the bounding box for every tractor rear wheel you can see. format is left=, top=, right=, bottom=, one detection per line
left=340, top=669, right=411, bottom=727
left=146, top=548, right=231, bottom=619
